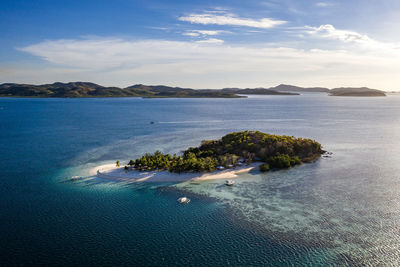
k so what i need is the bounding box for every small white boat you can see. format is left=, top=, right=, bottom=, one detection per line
left=225, top=180, right=235, bottom=186
left=71, top=176, right=82, bottom=181
left=177, top=197, right=191, bottom=204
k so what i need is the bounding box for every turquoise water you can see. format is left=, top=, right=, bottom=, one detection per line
left=1, top=94, right=400, bottom=265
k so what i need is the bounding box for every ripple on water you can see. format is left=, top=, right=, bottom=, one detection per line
left=176, top=156, right=400, bottom=266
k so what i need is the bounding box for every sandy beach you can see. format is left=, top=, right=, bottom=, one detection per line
left=90, top=163, right=260, bottom=183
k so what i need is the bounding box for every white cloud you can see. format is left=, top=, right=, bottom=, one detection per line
left=306, top=24, right=371, bottom=43
left=179, top=12, right=286, bottom=29
left=195, top=30, right=224, bottom=36
left=304, top=24, right=400, bottom=54
left=10, top=37, right=400, bottom=90
left=195, top=38, right=224, bottom=44
left=183, top=30, right=225, bottom=37
left=183, top=32, right=200, bottom=37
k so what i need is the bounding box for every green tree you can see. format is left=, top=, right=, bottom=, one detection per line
left=259, top=163, right=270, bottom=172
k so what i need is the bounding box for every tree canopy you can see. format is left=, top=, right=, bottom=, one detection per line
left=127, top=131, right=324, bottom=173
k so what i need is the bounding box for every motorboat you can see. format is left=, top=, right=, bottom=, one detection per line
left=177, top=197, right=191, bottom=204
left=225, top=180, right=235, bottom=186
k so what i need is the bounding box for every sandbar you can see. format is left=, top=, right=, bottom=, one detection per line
left=90, top=163, right=260, bottom=183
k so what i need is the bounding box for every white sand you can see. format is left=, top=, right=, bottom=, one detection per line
left=90, top=163, right=260, bottom=183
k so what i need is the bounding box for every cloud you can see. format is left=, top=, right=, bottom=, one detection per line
left=179, top=12, right=286, bottom=29
left=316, top=2, right=334, bottom=7
left=183, top=32, right=200, bottom=37
left=11, top=37, right=400, bottom=90
left=304, top=24, right=400, bottom=54
left=194, top=30, right=224, bottom=36
left=182, top=30, right=228, bottom=37
left=305, top=24, right=371, bottom=43
left=195, top=38, right=224, bottom=44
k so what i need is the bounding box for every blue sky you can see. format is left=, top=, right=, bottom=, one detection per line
left=1, top=0, right=400, bottom=89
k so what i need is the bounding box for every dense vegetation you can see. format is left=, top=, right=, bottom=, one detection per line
left=0, top=82, right=296, bottom=98
left=126, top=131, right=324, bottom=173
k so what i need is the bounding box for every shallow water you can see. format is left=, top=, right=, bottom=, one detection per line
left=1, top=94, right=400, bottom=265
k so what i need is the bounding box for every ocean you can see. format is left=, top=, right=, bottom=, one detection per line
left=1, top=94, right=400, bottom=265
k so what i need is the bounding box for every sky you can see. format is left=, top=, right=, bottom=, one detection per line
left=1, top=0, right=400, bottom=90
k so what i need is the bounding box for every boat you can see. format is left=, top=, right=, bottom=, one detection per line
left=150, top=121, right=155, bottom=124
left=225, top=180, right=235, bottom=186
left=177, top=197, right=191, bottom=204
left=71, top=176, right=82, bottom=181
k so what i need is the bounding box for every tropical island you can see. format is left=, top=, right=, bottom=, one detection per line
left=93, top=131, right=324, bottom=183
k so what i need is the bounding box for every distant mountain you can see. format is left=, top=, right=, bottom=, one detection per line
left=125, top=84, right=242, bottom=98
left=128, top=85, right=297, bottom=96
left=126, top=84, right=195, bottom=92
left=329, top=87, right=386, bottom=97
left=269, top=84, right=330, bottom=92
left=0, top=82, right=300, bottom=98
left=1, top=82, right=385, bottom=98
left=0, top=82, right=241, bottom=98
left=222, top=84, right=329, bottom=93
left=221, top=88, right=298, bottom=95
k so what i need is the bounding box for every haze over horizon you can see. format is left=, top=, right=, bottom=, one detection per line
left=1, top=0, right=400, bottom=90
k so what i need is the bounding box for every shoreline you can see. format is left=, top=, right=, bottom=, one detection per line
left=90, top=163, right=261, bottom=183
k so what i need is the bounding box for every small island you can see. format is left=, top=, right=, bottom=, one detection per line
left=93, top=131, right=324, bottom=182
left=329, top=87, right=386, bottom=97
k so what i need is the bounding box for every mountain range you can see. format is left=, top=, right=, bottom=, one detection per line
left=0, top=82, right=386, bottom=98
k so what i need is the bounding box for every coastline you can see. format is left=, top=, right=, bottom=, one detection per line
left=90, top=163, right=261, bottom=183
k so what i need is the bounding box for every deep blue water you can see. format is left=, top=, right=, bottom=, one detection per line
left=1, top=94, right=400, bottom=266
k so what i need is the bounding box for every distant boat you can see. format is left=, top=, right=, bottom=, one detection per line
left=150, top=121, right=155, bottom=124
left=71, top=176, right=82, bottom=181
left=177, top=197, right=191, bottom=204
left=225, top=180, right=235, bottom=186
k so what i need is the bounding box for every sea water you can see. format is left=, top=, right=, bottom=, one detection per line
left=1, top=94, right=400, bottom=265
